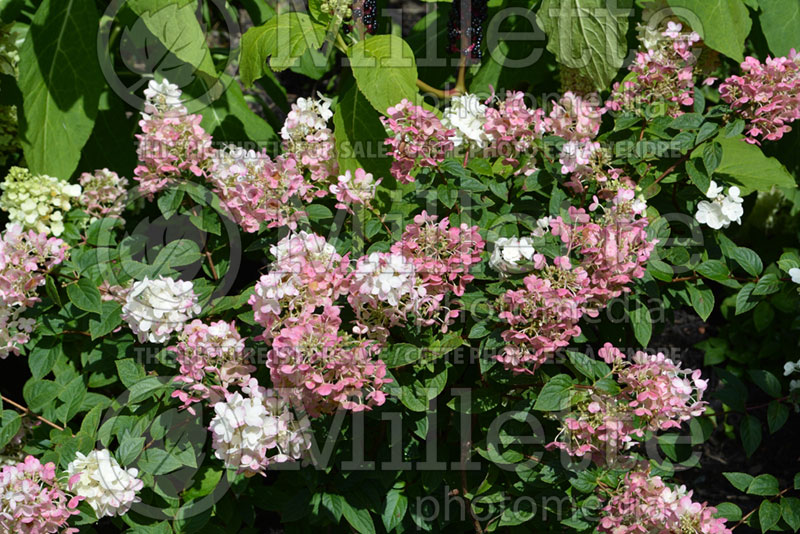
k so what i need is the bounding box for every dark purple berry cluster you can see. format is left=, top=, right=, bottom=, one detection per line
left=447, top=0, right=488, bottom=61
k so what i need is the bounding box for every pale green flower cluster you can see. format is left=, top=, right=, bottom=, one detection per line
left=0, top=166, right=81, bottom=236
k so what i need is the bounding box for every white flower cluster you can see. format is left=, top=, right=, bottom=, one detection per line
left=210, top=378, right=312, bottom=476
left=279, top=93, right=334, bottom=144
left=442, top=93, right=490, bottom=149
left=143, top=78, right=185, bottom=116
left=695, top=181, right=744, bottom=230
left=121, top=276, right=201, bottom=344
left=0, top=166, right=81, bottom=236
left=784, top=358, right=800, bottom=392
left=66, top=449, right=143, bottom=518
left=490, top=236, right=536, bottom=273
left=788, top=267, right=800, bottom=285
left=214, top=144, right=267, bottom=183
left=352, top=252, right=416, bottom=306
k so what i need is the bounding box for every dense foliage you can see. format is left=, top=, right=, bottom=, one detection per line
left=1, top=0, right=800, bottom=533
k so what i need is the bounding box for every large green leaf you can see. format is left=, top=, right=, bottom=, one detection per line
left=126, top=0, right=216, bottom=78
left=536, top=0, right=630, bottom=90
left=349, top=34, right=419, bottom=115
left=713, top=137, right=796, bottom=193
left=333, top=83, right=391, bottom=178
left=666, top=0, right=751, bottom=62
left=18, top=0, right=103, bottom=179
left=759, top=0, right=800, bottom=56
left=240, top=12, right=326, bottom=86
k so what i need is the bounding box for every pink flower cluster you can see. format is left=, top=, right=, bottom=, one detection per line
left=548, top=344, right=707, bottom=463
left=482, top=91, right=546, bottom=176
left=544, top=91, right=604, bottom=142
left=210, top=146, right=309, bottom=232
left=78, top=169, right=129, bottom=222
left=348, top=213, right=485, bottom=340
left=382, top=99, right=455, bottom=183
left=268, top=307, right=389, bottom=417
left=391, top=211, right=484, bottom=297
left=0, top=455, right=80, bottom=534
left=720, top=49, right=800, bottom=144
left=607, top=22, right=699, bottom=117
left=280, top=95, right=338, bottom=182
left=497, top=190, right=653, bottom=373
left=171, top=319, right=255, bottom=412
left=134, top=110, right=215, bottom=200
left=249, top=231, right=350, bottom=339
left=330, top=168, right=380, bottom=214
left=248, top=233, right=390, bottom=416
left=0, top=225, right=68, bottom=358
left=600, top=469, right=731, bottom=534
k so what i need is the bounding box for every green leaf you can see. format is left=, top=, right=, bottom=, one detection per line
left=342, top=500, right=376, bottom=534
left=536, top=0, right=629, bottom=90
left=753, top=274, right=780, bottom=296
left=748, top=474, right=780, bottom=496
left=152, top=240, right=202, bottom=274
left=781, top=497, right=800, bottom=532
left=697, top=259, right=730, bottom=281
left=688, top=282, right=715, bottom=321
left=686, top=159, right=711, bottom=194
left=740, top=414, right=762, bottom=457
left=28, top=338, right=62, bottom=380
left=628, top=300, right=652, bottom=346
left=715, top=502, right=743, bottom=522
left=126, top=0, right=217, bottom=80
left=382, top=489, right=408, bottom=532
left=0, top=410, right=21, bottom=449
left=349, top=34, right=419, bottom=115
left=127, top=377, right=169, bottom=404
left=381, top=344, right=422, bottom=368
left=89, top=301, right=122, bottom=340
left=713, top=137, right=796, bottom=194
left=735, top=283, right=759, bottom=315
left=732, top=247, right=763, bottom=277
left=759, top=0, right=800, bottom=57
left=23, top=379, right=61, bottom=412
left=157, top=188, right=185, bottom=220
left=724, top=472, right=754, bottom=492
left=767, top=401, right=789, bottom=434
left=666, top=0, right=751, bottom=61
left=703, top=141, right=723, bottom=173
left=18, top=0, right=103, bottom=178
left=333, top=83, right=391, bottom=178
left=759, top=500, right=781, bottom=532
left=240, top=12, right=326, bottom=86
left=137, top=447, right=185, bottom=476
left=66, top=278, right=102, bottom=314
left=747, top=370, right=781, bottom=398
left=533, top=374, right=573, bottom=411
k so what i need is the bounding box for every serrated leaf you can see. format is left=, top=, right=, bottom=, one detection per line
left=342, top=500, right=376, bottom=534
left=19, top=0, right=102, bottom=178
left=740, top=414, right=762, bottom=457
left=533, top=374, right=573, bottom=411
left=748, top=474, right=780, bottom=496
left=759, top=500, right=781, bottom=532
left=66, top=278, right=102, bottom=314
left=240, top=12, right=326, bottom=85
left=536, top=0, right=629, bottom=89
left=666, top=0, right=751, bottom=61
left=759, top=0, right=800, bottom=57
left=724, top=472, right=754, bottom=492
left=349, top=34, right=419, bottom=115
left=767, top=401, right=789, bottom=434
left=688, top=282, right=715, bottom=321
left=382, top=489, right=408, bottom=532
